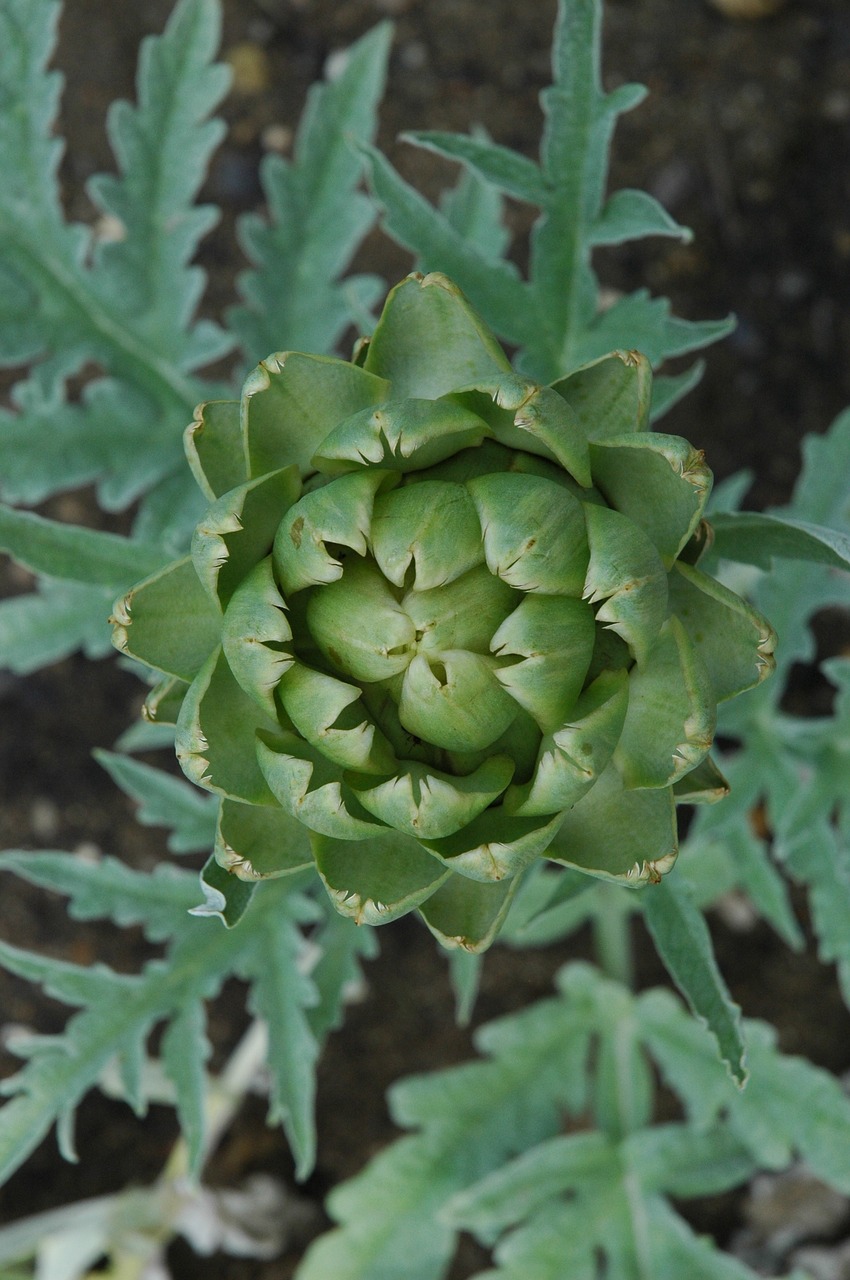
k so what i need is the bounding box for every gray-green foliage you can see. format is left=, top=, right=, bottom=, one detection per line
left=691, top=408, right=850, bottom=999
left=362, top=0, right=732, bottom=391
left=299, top=965, right=850, bottom=1279
left=0, top=0, right=389, bottom=671
left=0, top=850, right=319, bottom=1181
left=0, top=0, right=848, bottom=1276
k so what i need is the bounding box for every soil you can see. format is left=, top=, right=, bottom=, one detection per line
left=1, top=0, right=849, bottom=1275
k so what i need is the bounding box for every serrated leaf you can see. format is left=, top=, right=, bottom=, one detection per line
left=444, top=1114, right=757, bottom=1280
left=94, top=750, right=218, bottom=854
left=640, top=989, right=850, bottom=1191
left=87, top=0, right=231, bottom=348
left=0, top=851, right=198, bottom=942
left=445, top=1129, right=616, bottom=1240
left=743, top=408, right=850, bottom=678
left=0, top=877, right=320, bottom=1185
left=230, top=24, right=392, bottom=361
left=161, top=1000, right=210, bottom=1176
left=641, top=877, right=747, bottom=1084
left=782, top=824, right=850, bottom=1005
left=295, top=990, right=593, bottom=1279
left=705, top=409, right=850, bottom=1009
left=0, top=940, right=138, bottom=1013
left=361, top=143, right=540, bottom=354
left=685, top=817, right=803, bottom=951
left=740, top=1022, right=850, bottom=1190
left=0, top=0, right=231, bottom=516
left=439, top=133, right=510, bottom=264
left=437, top=970, right=850, bottom=1280
left=573, top=290, right=735, bottom=367
left=0, top=378, right=157, bottom=511
left=306, top=908, right=379, bottom=1042
left=629, top=1123, right=755, bottom=1199
left=238, top=896, right=321, bottom=1180
left=364, top=0, right=731, bottom=387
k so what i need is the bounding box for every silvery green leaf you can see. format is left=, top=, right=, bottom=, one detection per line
left=0, top=851, right=198, bottom=942
left=0, top=0, right=231, bottom=517
left=306, top=908, right=379, bottom=1041
left=94, top=751, right=218, bottom=854
left=295, top=986, right=594, bottom=1280
left=710, top=511, right=850, bottom=571
left=230, top=24, right=392, bottom=361
left=0, top=581, right=115, bottom=673
left=571, top=290, right=735, bottom=368
left=161, top=1000, right=210, bottom=1175
left=0, top=507, right=168, bottom=589
left=238, top=894, right=322, bottom=1180
left=642, top=878, right=747, bottom=1085
left=403, top=130, right=548, bottom=206
left=590, top=188, right=692, bottom=247
left=0, top=872, right=321, bottom=1185
left=439, top=138, right=511, bottom=263
left=361, top=144, right=541, bottom=354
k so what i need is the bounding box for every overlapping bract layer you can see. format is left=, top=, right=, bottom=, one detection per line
left=113, top=273, right=775, bottom=950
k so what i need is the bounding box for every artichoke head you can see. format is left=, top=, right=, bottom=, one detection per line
left=112, top=274, right=775, bottom=950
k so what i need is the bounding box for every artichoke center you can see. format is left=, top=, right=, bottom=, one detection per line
left=289, top=468, right=597, bottom=757
left=301, top=469, right=537, bottom=755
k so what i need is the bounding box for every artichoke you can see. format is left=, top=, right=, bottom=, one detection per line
left=113, top=273, right=775, bottom=950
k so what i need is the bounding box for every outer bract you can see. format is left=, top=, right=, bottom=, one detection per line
left=113, top=274, right=775, bottom=951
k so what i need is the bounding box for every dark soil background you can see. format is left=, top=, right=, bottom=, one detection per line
left=1, top=0, right=849, bottom=1275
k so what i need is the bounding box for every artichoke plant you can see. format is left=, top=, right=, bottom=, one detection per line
left=113, top=273, right=775, bottom=950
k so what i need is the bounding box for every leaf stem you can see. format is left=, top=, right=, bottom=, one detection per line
left=592, top=886, right=635, bottom=989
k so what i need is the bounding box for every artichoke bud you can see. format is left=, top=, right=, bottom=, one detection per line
left=113, top=272, right=776, bottom=950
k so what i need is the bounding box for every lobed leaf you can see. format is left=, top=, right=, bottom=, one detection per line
left=94, top=750, right=218, bottom=854
left=363, top=0, right=731, bottom=390
left=704, top=409, right=850, bottom=1005
left=438, top=138, right=511, bottom=263
left=589, top=187, right=692, bottom=247
left=402, top=130, right=548, bottom=205
left=0, top=0, right=232, bottom=520
left=306, top=907, right=379, bottom=1041
left=301, top=964, right=842, bottom=1280
left=0, top=872, right=324, bottom=1183
left=295, top=989, right=594, bottom=1279
left=238, top=895, right=322, bottom=1180
left=0, top=850, right=199, bottom=942
left=230, top=24, right=392, bottom=362
left=362, top=144, right=540, bottom=354
left=641, top=989, right=850, bottom=1191
left=571, top=290, right=735, bottom=368
left=161, top=999, right=211, bottom=1176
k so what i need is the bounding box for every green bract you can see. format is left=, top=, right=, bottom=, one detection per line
left=112, top=273, right=775, bottom=951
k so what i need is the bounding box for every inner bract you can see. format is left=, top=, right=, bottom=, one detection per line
left=278, top=461, right=600, bottom=783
